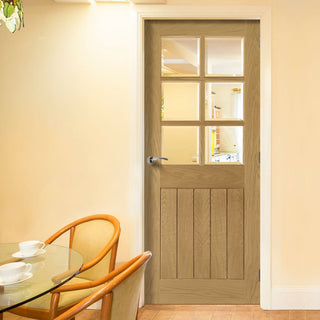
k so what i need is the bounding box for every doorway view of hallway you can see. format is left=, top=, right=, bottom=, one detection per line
left=144, top=20, right=260, bottom=304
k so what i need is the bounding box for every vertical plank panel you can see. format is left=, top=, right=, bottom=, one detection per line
left=177, top=189, right=194, bottom=279
left=161, top=188, right=177, bottom=279
left=228, top=188, right=244, bottom=279
left=211, top=189, right=227, bottom=279
left=194, top=189, right=211, bottom=278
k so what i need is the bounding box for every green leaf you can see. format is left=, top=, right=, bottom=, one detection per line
left=3, top=2, right=9, bottom=17
left=16, top=0, right=21, bottom=10
left=7, top=3, right=15, bottom=17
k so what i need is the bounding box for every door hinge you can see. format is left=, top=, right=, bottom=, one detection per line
left=259, top=152, right=261, bottom=163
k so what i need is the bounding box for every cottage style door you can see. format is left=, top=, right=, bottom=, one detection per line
left=144, top=20, right=260, bottom=304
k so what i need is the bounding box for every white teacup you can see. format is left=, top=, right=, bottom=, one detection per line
left=0, top=262, right=32, bottom=284
left=19, top=240, right=45, bottom=257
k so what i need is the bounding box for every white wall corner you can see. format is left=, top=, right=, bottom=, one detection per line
left=272, top=287, right=320, bottom=310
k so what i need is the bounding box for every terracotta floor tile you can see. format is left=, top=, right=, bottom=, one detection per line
left=173, top=311, right=214, bottom=320
left=194, top=311, right=215, bottom=320
left=307, top=310, right=320, bottom=320
left=213, top=311, right=233, bottom=320
left=154, top=310, right=177, bottom=320
left=289, top=311, right=306, bottom=320
left=270, top=311, right=290, bottom=320
left=232, top=311, right=252, bottom=320
left=252, top=310, right=270, bottom=320
left=139, top=309, right=159, bottom=320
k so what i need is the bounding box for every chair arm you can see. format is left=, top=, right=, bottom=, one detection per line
left=54, top=289, right=113, bottom=320
left=52, top=253, right=141, bottom=294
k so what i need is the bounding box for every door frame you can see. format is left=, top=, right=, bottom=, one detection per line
left=130, top=4, right=271, bottom=309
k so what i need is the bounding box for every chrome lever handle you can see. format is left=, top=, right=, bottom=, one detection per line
left=147, top=156, right=169, bottom=165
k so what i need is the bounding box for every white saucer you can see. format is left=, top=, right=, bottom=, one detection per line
left=12, top=249, right=46, bottom=259
left=0, top=272, right=33, bottom=286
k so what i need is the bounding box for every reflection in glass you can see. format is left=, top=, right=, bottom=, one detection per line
left=205, top=38, right=244, bottom=76
left=161, top=37, right=200, bottom=77
left=205, top=83, right=243, bottom=120
left=162, top=127, right=199, bottom=164
left=162, top=82, right=199, bottom=120
left=205, top=126, right=243, bottom=163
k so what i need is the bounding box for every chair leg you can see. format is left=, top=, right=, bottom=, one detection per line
left=100, top=294, right=112, bottom=320
left=49, top=292, right=60, bottom=320
left=0, top=312, right=3, bottom=320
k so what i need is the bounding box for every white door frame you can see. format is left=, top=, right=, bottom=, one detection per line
left=131, top=5, right=271, bottom=309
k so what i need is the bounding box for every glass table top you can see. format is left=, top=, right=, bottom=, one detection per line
left=0, top=243, right=83, bottom=312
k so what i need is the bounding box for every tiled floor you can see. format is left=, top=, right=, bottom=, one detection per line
left=4, top=306, right=320, bottom=320
left=139, top=306, right=320, bottom=320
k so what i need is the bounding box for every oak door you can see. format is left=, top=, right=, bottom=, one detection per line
left=145, top=20, right=260, bottom=304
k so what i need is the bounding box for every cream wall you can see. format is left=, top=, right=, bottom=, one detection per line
left=1, top=0, right=320, bottom=306
left=0, top=1, right=140, bottom=262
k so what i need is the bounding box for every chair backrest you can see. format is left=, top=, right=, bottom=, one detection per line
left=54, top=251, right=152, bottom=320
left=109, top=254, right=148, bottom=320
left=46, top=214, right=120, bottom=281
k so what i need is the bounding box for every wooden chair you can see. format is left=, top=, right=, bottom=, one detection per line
left=9, top=214, right=120, bottom=320
left=54, top=251, right=152, bottom=320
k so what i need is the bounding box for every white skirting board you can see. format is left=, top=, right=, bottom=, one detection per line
left=272, top=287, right=320, bottom=310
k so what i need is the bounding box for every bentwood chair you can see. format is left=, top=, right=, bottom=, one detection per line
left=9, top=214, right=121, bottom=320
left=54, top=251, right=152, bottom=320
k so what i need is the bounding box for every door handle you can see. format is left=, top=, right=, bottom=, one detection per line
left=147, top=156, right=169, bottom=165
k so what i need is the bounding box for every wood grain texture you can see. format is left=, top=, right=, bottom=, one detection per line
left=144, top=20, right=162, bottom=303
left=159, top=279, right=247, bottom=304
left=194, top=189, right=211, bottom=279
left=227, top=189, right=244, bottom=280
left=161, top=166, right=244, bottom=189
left=177, top=189, right=194, bottom=279
left=145, top=20, right=260, bottom=304
left=211, top=189, right=227, bottom=279
left=161, top=189, right=177, bottom=279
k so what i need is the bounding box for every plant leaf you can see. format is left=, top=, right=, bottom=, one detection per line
left=7, top=3, right=15, bottom=17
left=3, top=1, right=9, bottom=17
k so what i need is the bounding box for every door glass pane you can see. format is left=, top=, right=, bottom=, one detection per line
left=205, top=126, right=243, bottom=163
left=162, top=126, right=199, bottom=164
left=162, top=38, right=200, bottom=77
left=205, top=83, right=243, bottom=120
left=205, top=38, right=244, bottom=76
left=162, top=82, right=199, bottom=120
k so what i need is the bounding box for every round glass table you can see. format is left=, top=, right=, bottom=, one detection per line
left=0, top=243, right=83, bottom=313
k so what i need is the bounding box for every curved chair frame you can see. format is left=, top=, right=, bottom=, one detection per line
left=10, top=214, right=121, bottom=320
left=55, top=251, right=152, bottom=320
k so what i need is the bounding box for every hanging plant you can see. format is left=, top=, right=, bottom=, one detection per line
left=0, top=0, right=23, bottom=33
